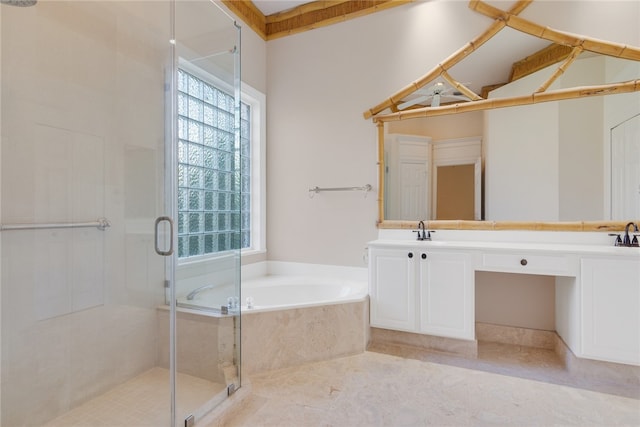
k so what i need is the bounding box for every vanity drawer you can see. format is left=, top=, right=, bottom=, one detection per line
left=480, top=252, right=576, bottom=276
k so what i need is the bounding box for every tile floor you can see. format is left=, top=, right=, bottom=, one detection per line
left=369, top=341, right=640, bottom=399
left=42, top=368, right=226, bottom=427
left=35, top=343, right=640, bottom=426
left=217, top=348, right=640, bottom=426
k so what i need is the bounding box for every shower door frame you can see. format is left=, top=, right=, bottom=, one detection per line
left=167, top=2, right=243, bottom=425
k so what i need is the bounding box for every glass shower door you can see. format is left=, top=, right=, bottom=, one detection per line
left=170, top=1, right=242, bottom=425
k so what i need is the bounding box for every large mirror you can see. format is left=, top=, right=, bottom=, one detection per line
left=382, top=55, right=640, bottom=225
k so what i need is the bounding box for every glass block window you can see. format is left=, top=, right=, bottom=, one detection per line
left=177, top=69, right=251, bottom=258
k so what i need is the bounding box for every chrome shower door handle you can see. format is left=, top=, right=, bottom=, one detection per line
left=154, top=216, right=174, bottom=256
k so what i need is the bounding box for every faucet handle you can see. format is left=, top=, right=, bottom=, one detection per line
left=632, top=234, right=639, bottom=247
left=413, top=230, right=424, bottom=241
left=608, top=233, right=623, bottom=246
left=425, top=230, right=436, bottom=241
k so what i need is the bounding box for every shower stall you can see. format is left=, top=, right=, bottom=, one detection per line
left=1, top=1, right=242, bottom=425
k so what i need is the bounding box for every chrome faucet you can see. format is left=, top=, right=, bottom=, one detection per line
left=623, top=222, right=639, bottom=247
left=413, top=221, right=426, bottom=240
left=414, top=221, right=427, bottom=241
left=413, top=221, right=435, bottom=241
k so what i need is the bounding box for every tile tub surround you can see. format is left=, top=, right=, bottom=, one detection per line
left=241, top=299, right=369, bottom=375
left=157, top=308, right=237, bottom=385
left=181, top=261, right=371, bottom=376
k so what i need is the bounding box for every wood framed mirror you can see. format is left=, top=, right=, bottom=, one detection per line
left=367, top=1, right=640, bottom=232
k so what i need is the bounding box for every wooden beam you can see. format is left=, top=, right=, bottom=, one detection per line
left=482, top=43, right=581, bottom=99
left=373, top=79, right=640, bottom=122
left=223, top=1, right=413, bottom=41
left=510, top=43, right=573, bottom=82
left=535, top=46, right=583, bottom=93
left=266, top=0, right=414, bottom=41
left=266, top=1, right=347, bottom=23
left=469, top=0, right=640, bottom=61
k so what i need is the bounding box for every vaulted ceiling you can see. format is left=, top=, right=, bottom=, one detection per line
left=223, top=0, right=640, bottom=116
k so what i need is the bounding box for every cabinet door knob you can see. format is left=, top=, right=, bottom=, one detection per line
left=421, top=253, right=427, bottom=259
left=408, top=252, right=413, bottom=258
left=520, top=258, right=528, bottom=266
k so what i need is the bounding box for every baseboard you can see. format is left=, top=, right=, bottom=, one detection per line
left=475, top=322, right=556, bottom=350
left=554, top=334, right=640, bottom=389
left=368, top=327, right=478, bottom=358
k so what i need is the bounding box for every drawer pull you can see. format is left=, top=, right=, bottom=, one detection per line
left=408, top=252, right=413, bottom=258
left=520, top=258, right=528, bottom=266
left=421, top=253, right=427, bottom=259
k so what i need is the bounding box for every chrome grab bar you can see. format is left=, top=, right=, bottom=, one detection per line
left=0, top=217, right=111, bottom=231
left=308, top=184, right=372, bottom=198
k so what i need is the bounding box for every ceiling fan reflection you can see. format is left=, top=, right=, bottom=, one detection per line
left=398, top=82, right=470, bottom=109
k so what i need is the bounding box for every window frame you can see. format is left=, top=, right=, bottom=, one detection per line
left=176, top=59, right=266, bottom=266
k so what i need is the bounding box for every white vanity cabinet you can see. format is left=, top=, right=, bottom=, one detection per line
left=419, top=250, right=475, bottom=340
left=369, top=246, right=417, bottom=332
left=370, top=232, right=640, bottom=366
left=581, top=256, right=640, bottom=365
left=369, top=244, right=475, bottom=340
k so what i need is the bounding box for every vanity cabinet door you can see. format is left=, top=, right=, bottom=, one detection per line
left=369, top=247, right=417, bottom=332
left=418, top=250, right=475, bottom=340
left=581, top=257, right=640, bottom=366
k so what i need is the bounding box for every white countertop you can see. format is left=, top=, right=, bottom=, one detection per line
left=371, top=229, right=640, bottom=258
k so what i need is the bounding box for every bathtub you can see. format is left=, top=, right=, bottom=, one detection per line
left=179, top=275, right=367, bottom=313
left=177, top=261, right=370, bottom=374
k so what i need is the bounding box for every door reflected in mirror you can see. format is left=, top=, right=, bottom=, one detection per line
left=384, top=134, right=482, bottom=221
left=436, top=164, right=475, bottom=220
left=611, top=113, right=640, bottom=220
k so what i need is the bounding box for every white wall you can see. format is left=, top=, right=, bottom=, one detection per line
left=265, top=1, right=492, bottom=266
left=238, top=16, right=267, bottom=94
left=476, top=272, right=555, bottom=331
